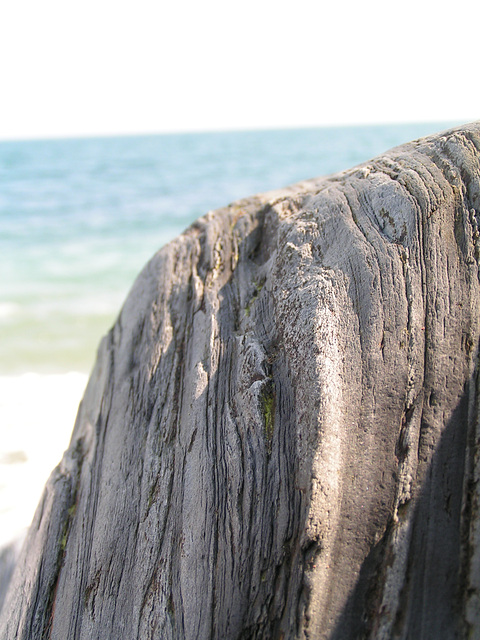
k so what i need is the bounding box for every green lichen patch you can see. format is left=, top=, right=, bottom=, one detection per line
left=260, top=379, right=276, bottom=455
left=147, top=484, right=156, bottom=510
left=60, top=499, right=78, bottom=553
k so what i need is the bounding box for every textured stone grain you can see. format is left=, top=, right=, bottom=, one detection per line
left=2, top=123, right=480, bottom=639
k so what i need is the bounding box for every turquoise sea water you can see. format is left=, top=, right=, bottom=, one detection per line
left=0, top=122, right=461, bottom=375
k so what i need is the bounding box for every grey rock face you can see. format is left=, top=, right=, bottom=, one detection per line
left=0, top=536, right=24, bottom=614
left=1, top=123, right=480, bottom=639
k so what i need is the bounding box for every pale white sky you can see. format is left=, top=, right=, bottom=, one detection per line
left=0, top=0, right=478, bottom=140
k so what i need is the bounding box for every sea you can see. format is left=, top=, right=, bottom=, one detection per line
left=0, top=121, right=462, bottom=548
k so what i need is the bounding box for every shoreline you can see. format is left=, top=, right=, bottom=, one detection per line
left=0, top=372, right=88, bottom=549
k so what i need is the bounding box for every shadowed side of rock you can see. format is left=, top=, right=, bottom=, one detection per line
left=1, top=123, right=480, bottom=639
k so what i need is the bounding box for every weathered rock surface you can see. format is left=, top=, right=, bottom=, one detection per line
left=0, top=537, right=24, bottom=616
left=1, top=123, right=480, bottom=639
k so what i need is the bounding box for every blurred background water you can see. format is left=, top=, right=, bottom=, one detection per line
left=0, top=121, right=461, bottom=546
left=0, top=122, right=459, bottom=375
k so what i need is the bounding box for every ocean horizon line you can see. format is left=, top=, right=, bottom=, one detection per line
left=0, top=118, right=467, bottom=145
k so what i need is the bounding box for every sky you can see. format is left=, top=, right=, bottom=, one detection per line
left=0, top=0, right=478, bottom=141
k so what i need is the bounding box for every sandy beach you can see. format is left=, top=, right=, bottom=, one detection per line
left=0, top=373, right=87, bottom=549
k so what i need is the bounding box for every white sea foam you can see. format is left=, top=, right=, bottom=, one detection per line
left=0, top=372, right=87, bottom=548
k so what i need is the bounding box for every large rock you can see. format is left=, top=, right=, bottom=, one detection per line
left=1, top=123, right=480, bottom=639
